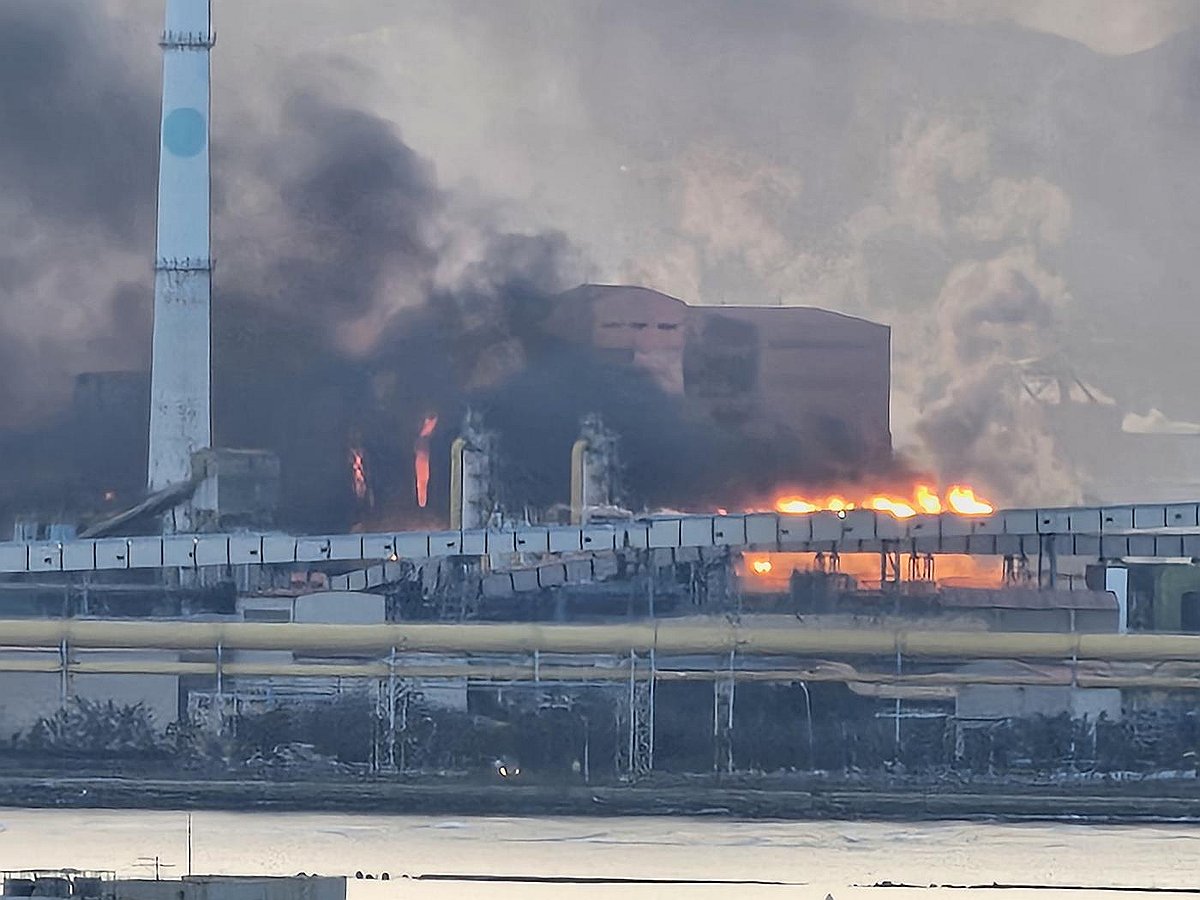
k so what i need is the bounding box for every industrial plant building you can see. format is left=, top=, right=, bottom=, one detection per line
left=4, top=0, right=1200, bottom=795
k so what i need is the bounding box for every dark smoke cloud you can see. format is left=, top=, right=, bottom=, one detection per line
left=17, top=0, right=1174, bottom=529
left=0, top=1, right=157, bottom=427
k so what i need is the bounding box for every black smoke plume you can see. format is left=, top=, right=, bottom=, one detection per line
left=0, top=3, right=888, bottom=533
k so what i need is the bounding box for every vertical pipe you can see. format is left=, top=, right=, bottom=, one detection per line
left=627, top=650, right=636, bottom=775
left=387, top=646, right=397, bottom=772
left=894, top=647, right=902, bottom=755
left=648, top=647, right=656, bottom=771
left=726, top=650, right=736, bottom=774
left=59, top=638, right=69, bottom=706
left=582, top=718, right=590, bottom=784
left=799, top=681, right=814, bottom=767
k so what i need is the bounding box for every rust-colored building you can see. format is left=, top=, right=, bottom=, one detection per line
left=547, top=284, right=892, bottom=465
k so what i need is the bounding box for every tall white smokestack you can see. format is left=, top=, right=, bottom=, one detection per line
left=147, top=0, right=213, bottom=528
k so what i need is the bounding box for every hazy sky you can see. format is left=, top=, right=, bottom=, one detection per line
left=4, top=0, right=1200, bottom=505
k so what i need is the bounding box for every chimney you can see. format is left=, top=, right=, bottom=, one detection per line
left=147, top=0, right=214, bottom=529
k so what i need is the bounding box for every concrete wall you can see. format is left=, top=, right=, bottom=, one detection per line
left=957, top=684, right=1122, bottom=722
left=293, top=592, right=384, bottom=625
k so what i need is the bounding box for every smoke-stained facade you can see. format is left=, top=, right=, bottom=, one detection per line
left=548, top=285, right=892, bottom=466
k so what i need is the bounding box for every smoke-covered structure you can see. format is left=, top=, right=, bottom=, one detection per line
left=0, top=1, right=897, bottom=537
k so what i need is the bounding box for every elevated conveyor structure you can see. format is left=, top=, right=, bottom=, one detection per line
left=6, top=503, right=1200, bottom=575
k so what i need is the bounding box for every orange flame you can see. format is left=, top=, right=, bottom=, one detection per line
left=915, top=484, right=942, bottom=514
left=350, top=448, right=369, bottom=501
left=772, top=484, right=993, bottom=518
left=741, top=551, right=999, bottom=589
left=414, top=414, right=439, bottom=508
left=750, top=558, right=773, bottom=575
left=946, top=484, right=994, bottom=515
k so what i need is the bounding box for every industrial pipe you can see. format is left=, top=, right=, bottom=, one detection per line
left=5, top=657, right=1200, bottom=690
left=4, top=618, right=1200, bottom=661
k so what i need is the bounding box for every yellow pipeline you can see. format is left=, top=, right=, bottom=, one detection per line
left=3, top=618, right=1200, bottom=661
left=2, top=658, right=1200, bottom=690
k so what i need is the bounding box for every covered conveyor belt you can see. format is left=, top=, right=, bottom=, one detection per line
left=7, top=502, right=1200, bottom=574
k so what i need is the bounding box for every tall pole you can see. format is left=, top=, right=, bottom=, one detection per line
left=148, top=0, right=214, bottom=530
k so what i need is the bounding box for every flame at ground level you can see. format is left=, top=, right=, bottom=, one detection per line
left=770, top=483, right=993, bottom=518
left=740, top=552, right=1000, bottom=591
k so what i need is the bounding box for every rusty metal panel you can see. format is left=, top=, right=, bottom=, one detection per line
left=679, top=517, right=713, bottom=547
left=744, top=514, right=779, bottom=548
left=229, top=535, right=264, bottom=565
left=193, top=536, right=229, bottom=567
left=261, top=535, right=297, bottom=564
left=460, top=530, right=487, bottom=556
left=548, top=527, right=582, bottom=553
left=711, top=515, right=746, bottom=546
left=581, top=526, right=616, bottom=551
left=513, top=527, right=549, bottom=554
left=1133, top=505, right=1167, bottom=530
left=0, top=543, right=28, bottom=572
left=28, top=542, right=62, bottom=572
left=648, top=519, right=682, bottom=548
left=1166, top=504, right=1200, bottom=528
left=63, top=540, right=98, bottom=571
